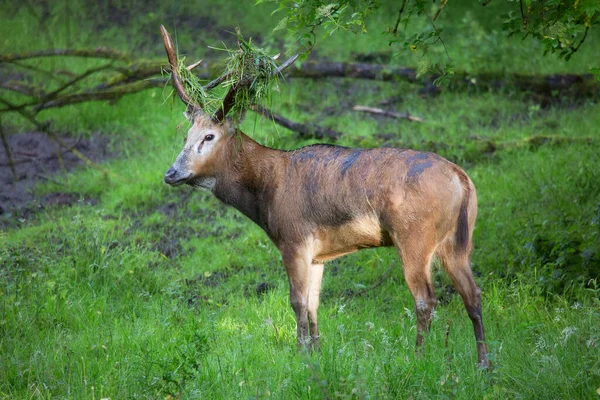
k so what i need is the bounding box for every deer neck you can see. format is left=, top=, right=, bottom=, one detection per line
left=211, top=132, right=284, bottom=232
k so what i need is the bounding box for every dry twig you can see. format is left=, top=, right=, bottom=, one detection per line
left=250, top=105, right=342, bottom=139
left=353, top=105, right=423, bottom=122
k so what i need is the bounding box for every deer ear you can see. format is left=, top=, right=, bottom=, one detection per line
left=184, top=108, right=205, bottom=122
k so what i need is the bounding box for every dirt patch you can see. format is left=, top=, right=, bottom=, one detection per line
left=0, top=130, right=109, bottom=218
left=122, top=189, right=235, bottom=260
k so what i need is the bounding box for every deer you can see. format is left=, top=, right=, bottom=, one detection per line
left=159, top=25, right=490, bottom=368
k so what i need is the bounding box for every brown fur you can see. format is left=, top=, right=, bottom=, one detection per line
left=164, top=114, right=490, bottom=367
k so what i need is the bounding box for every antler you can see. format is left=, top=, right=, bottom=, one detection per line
left=160, top=25, right=202, bottom=114
left=161, top=24, right=298, bottom=123
left=213, top=53, right=299, bottom=122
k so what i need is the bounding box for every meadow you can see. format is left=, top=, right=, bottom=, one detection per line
left=1, top=0, right=599, bottom=398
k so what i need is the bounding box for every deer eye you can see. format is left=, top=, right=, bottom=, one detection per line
left=204, top=134, right=215, bottom=142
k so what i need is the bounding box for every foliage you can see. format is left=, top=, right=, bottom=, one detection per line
left=263, top=0, right=376, bottom=53
left=502, top=0, right=600, bottom=61
left=265, top=0, right=599, bottom=81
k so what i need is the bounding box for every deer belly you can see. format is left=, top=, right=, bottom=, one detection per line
left=312, top=214, right=391, bottom=263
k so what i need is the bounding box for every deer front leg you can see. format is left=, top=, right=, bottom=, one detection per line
left=307, top=263, right=324, bottom=351
left=281, top=244, right=314, bottom=350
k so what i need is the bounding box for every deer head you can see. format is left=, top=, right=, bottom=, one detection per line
left=163, top=112, right=237, bottom=189
left=160, top=25, right=297, bottom=188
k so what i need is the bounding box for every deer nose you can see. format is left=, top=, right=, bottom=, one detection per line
left=164, top=167, right=178, bottom=184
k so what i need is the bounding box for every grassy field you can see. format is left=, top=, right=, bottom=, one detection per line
left=1, top=0, right=599, bottom=398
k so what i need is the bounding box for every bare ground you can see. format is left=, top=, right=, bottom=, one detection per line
left=0, top=130, right=109, bottom=218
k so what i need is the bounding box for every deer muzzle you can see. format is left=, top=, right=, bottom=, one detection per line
left=164, top=166, right=191, bottom=186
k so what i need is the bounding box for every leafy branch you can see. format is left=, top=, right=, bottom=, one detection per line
left=267, top=0, right=599, bottom=82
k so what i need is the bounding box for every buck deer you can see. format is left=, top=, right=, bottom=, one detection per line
left=160, top=26, right=489, bottom=368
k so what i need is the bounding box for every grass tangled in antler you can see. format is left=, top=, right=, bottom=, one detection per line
left=176, top=58, right=211, bottom=107
left=174, top=29, right=280, bottom=120
left=224, top=29, right=280, bottom=119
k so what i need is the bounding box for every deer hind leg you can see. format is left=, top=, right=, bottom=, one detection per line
left=438, top=240, right=490, bottom=368
left=281, top=244, right=322, bottom=350
left=394, top=231, right=438, bottom=350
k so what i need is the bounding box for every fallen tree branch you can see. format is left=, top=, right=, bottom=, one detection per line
left=0, top=47, right=133, bottom=63
left=41, top=63, right=115, bottom=102
left=0, top=64, right=120, bottom=114
left=250, top=105, right=343, bottom=140
left=287, top=61, right=418, bottom=82
left=285, top=61, right=599, bottom=98
left=102, top=60, right=166, bottom=87
left=0, top=81, right=48, bottom=97
left=3, top=46, right=597, bottom=101
left=353, top=105, right=423, bottom=122
left=0, top=81, right=162, bottom=114
left=33, top=80, right=161, bottom=111
left=10, top=60, right=66, bottom=83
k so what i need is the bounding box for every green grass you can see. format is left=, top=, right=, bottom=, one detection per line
left=1, top=0, right=600, bottom=399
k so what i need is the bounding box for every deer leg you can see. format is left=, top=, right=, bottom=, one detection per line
left=307, top=263, right=324, bottom=351
left=438, top=243, right=490, bottom=368
left=281, top=245, right=312, bottom=349
left=395, top=236, right=438, bottom=350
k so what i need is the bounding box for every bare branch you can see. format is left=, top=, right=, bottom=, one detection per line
left=10, top=60, right=66, bottom=83
left=353, top=105, right=423, bottom=122
left=250, top=105, right=342, bottom=139
left=34, top=81, right=159, bottom=112
left=570, top=26, right=589, bottom=54
left=433, top=0, right=448, bottom=22
left=41, top=63, right=115, bottom=103
left=0, top=81, right=47, bottom=97
left=392, top=0, right=408, bottom=36
left=520, top=0, right=528, bottom=30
